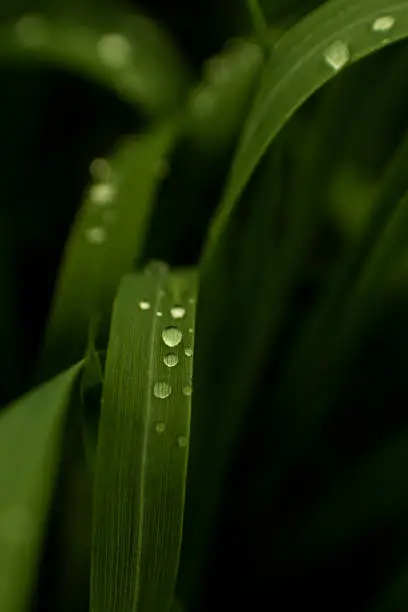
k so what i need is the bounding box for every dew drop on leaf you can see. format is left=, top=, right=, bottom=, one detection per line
left=177, top=435, right=188, bottom=448
left=15, top=14, right=47, bottom=47
left=138, top=301, right=151, bottom=311
left=144, top=260, right=170, bottom=276
left=164, top=353, right=178, bottom=367
left=323, top=40, right=350, bottom=71
left=182, top=385, right=193, bottom=396
left=184, top=348, right=193, bottom=357
left=90, top=158, right=111, bottom=182
left=97, top=33, right=132, bottom=69
left=156, top=311, right=163, bottom=317
left=89, top=183, right=117, bottom=206
left=170, top=306, right=186, bottom=320
left=153, top=382, right=172, bottom=399
left=372, top=15, right=395, bottom=33
left=162, top=326, right=183, bottom=347
left=155, top=422, right=166, bottom=434
left=85, top=227, right=106, bottom=245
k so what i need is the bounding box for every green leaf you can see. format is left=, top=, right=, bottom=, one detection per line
left=205, top=0, right=408, bottom=255
left=38, top=120, right=179, bottom=379
left=0, top=9, right=190, bottom=117
left=274, top=128, right=408, bottom=463
left=0, top=361, right=82, bottom=612
left=91, top=268, right=197, bottom=612
left=372, top=559, right=408, bottom=612
left=301, top=427, right=408, bottom=549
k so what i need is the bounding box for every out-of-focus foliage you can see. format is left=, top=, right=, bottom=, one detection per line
left=2, top=1, right=408, bottom=612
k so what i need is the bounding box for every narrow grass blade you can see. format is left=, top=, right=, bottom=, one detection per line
left=0, top=362, right=83, bottom=612
left=179, top=135, right=288, bottom=608
left=91, top=269, right=197, bottom=612
left=205, top=0, right=408, bottom=255
left=0, top=9, right=189, bottom=117
left=372, top=559, right=408, bottom=612
left=246, top=0, right=270, bottom=51
left=186, top=38, right=263, bottom=156
left=38, top=120, right=179, bottom=379
left=274, top=129, right=408, bottom=462
left=301, top=427, right=408, bottom=549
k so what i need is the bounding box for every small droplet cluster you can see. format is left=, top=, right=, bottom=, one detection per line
left=137, top=284, right=195, bottom=445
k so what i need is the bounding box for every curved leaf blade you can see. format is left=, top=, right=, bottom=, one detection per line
left=38, top=120, right=179, bottom=379
left=91, top=269, right=197, bottom=612
left=0, top=362, right=83, bottom=612
left=206, top=0, right=408, bottom=253
left=0, top=9, right=189, bottom=117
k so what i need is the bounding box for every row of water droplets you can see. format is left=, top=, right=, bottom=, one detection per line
left=15, top=13, right=134, bottom=69
left=138, top=293, right=195, bottom=447
left=324, top=15, right=396, bottom=72
left=85, top=158, right=116, bottom=245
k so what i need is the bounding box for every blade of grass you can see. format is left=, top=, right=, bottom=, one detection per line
left=0, top=361, right=83, bottom=612
left=37, top=119, right=179, bottom=380
left=300, top=427, right=408, bottom=549
left=90, top=268, right=197, bottom=612
left=246, top=0, right=270, bottom=52
left=0, top=8, right=189, bottom=117
left=178, top=134, right=288, bottom=608
left=205, top=0, right=408, bottom=256
left=371, top=559, right=408, bottom=612
left=273, top=129, right=408, bottom=464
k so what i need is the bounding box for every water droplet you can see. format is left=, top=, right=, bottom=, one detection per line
left=144, top=260, right=169, bottom=276
left=156, top=311, right=163, bottom=317
left=189, top=328, right=194, bottom=334
left=183, top=385, right=193, bottom=396
left=177, top=435, right=188, bottom=448
left=323, top=40, right=350, bottom=71
left=153, top=382, right=172, bottom=399
left=372, top=15, right=395, bottom=33
left=97, top=33, right=132, bottom=69
left=15, top=14, right=47, bottom=47
left=138, top=301, right=151, bottom=311
left=90, top=158, right=111, bottom=182
left=184, top=348, right=193, bottom=357
left=188, top=297, right=196, bottom=305
left=170, top=306, right=186, bottom=320
left=89, top=182, right=117, bottom=206
left=85, top=227, right=106, bottom=245
left=164, top=353, right=178, bottom=367
left=162, top=326, right=183, bottom=347
left=155, top=422, right=166, bottom=434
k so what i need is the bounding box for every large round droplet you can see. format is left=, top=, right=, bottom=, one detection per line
left=372, top=15, right=395, bottom=33
left=162, top=326, right=183, bottom=347
left=97, top=33, right=132, bottom=69
left=170, top=306, right=186, bottom=320
left=164, top=353, right=178, bottom=368
left=153, top=382, right=172, bottom=399
left=323, top=40, right=350, bottom=71
left=89, top=182, right=117, bottom=206
left=138, top=301, right=151, bottom=311
left=85, top=227, right=106, bottom=245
